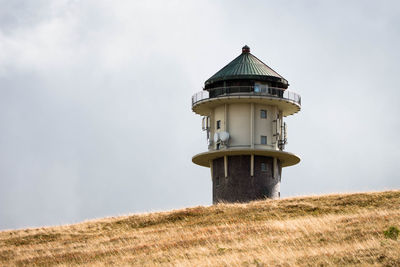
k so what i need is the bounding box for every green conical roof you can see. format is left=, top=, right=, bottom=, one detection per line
left=205, top=45, right=288, bottom=86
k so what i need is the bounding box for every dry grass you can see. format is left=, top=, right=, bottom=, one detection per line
left=1, top=190, right=399, bottom=266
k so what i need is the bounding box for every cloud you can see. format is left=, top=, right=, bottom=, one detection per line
left=0, top=0, right=399, bottom=229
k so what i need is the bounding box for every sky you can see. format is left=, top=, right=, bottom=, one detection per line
left=0, top=0, right=399, bottom=230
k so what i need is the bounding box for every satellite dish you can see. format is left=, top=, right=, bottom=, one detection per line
left=219, top=131, right=230, bottom=142
left=213, top=132, right=220, bottom=143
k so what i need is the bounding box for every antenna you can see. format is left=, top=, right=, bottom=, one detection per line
left=202, top=116, right=210, bottom=131
left=284, top=122, right=287, bottom=141
left=278, top=121, right=288, bottom=151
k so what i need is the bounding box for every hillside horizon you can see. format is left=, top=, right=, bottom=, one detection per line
left=1, top=190, right=399, bottom=266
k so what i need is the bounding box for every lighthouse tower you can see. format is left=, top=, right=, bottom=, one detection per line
left=192, top=45, right=301, bottom=203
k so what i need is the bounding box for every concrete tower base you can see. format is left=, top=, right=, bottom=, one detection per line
left=212, top=155, right=281, bottom=203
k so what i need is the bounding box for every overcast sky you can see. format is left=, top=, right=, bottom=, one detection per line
left=0, top=0, right=399, bottom=230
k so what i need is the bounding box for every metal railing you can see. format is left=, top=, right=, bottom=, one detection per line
left=191, top=86, right=301, bottom=106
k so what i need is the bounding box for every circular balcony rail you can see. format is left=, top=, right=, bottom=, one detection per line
left=192, top=86, right=301, bottom=107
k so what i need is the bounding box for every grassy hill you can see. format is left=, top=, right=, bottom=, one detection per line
left=1, top=190, right=399, bottom=266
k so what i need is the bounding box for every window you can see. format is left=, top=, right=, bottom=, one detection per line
left=216, top=176, right=220, bottom=186
left=217, top=120, right=221, bottom=129
left=261, top=163, right=267, bottom=172
left=216, top=143, right=220, bottom=150
left=260, top=109, right=267, bottom=119
left=261, top=135, right=267, bottom=145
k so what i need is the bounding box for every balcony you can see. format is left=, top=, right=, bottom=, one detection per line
left=192, top=86, right=301, bottom=107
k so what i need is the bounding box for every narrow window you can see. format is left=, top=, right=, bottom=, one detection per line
left=216, top=176, right=220, bottom=186
left=217, top=120, right=221, bottom=129
left=261, top=163, right=267, bottom=172
left=216, top=143, right=220, bottom=150
left=261, top=135, right=267, bottom=145
left=260, top=109, right=267, bottom=119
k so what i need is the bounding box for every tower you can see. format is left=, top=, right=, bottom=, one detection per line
left=192, top=45, right=301, bottom=203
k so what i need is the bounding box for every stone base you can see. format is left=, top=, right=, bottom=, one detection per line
left=212, top=155, right=281, bottom=203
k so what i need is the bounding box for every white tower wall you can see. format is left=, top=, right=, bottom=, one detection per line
left=210, top=103, right=280, bottom=151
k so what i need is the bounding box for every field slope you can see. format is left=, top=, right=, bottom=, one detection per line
left=1, top=190, right=400, bottom=266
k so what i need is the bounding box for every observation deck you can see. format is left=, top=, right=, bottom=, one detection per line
left=192, top=86, right=301, bottom=117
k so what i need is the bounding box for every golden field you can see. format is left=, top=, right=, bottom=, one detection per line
left=1, top=190, right=399, bottom=266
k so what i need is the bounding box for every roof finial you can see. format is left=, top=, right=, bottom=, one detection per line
left=242, top=45, right=250, bottom=53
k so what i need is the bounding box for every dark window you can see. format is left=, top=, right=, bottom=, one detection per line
left=261, top=135, right=267, bottom=145
left=216, top=143, right=220, bottom=150
left=261, top=163, right=267, bottom=172
left=260, top=110, right=267, bottom=118
left=217, top=120, right=221, bottom=129
left=216, top=176, right=220, bottom=186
